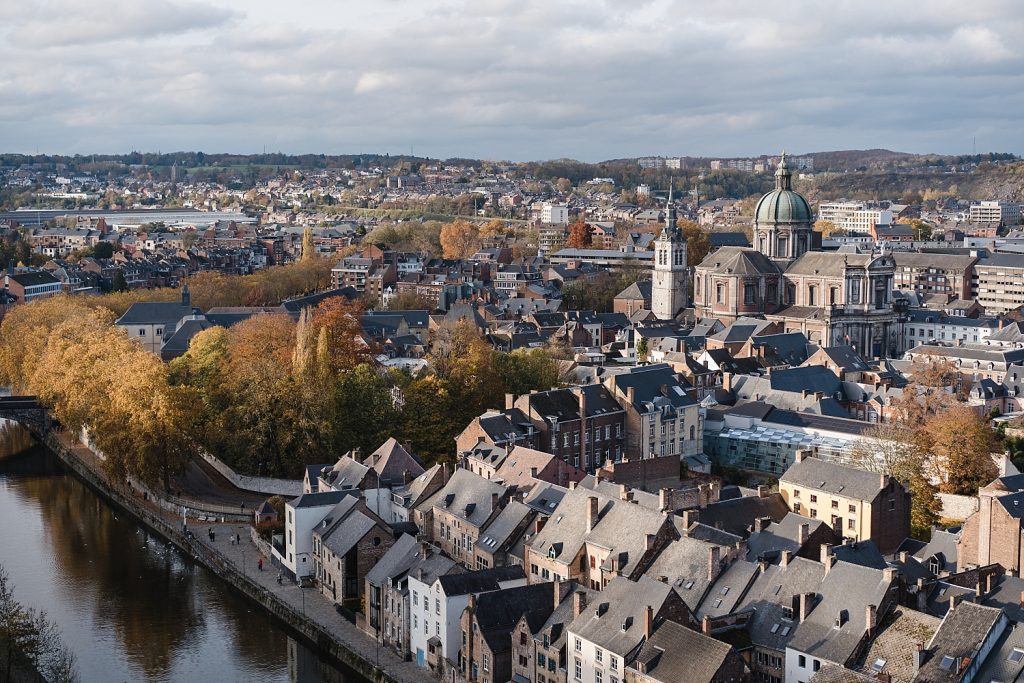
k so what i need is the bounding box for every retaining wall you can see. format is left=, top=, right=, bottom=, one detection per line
left=40, top=431, right=402, bottom=683
left=938, top=492, right=979, bottom=521
left=199, top=451, right=304, bottom=497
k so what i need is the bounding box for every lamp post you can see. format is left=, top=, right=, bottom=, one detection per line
left=300, top=584, right=306, bottom=616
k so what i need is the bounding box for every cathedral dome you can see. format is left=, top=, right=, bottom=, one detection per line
left=754, top=153, right=812, bottom=225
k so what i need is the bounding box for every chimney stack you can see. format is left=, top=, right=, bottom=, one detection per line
left=914, top=644, right=926, bottom=674
left=530, top=466, right=538, bottom=479
left=757, top=485, right=769, bottom=498
left=573, top=590, right=587, bottom=618
left=987, top=572, right=996, bottom=594
left=755, top=516, right=772, bottom=532
left=554, top=580, right=563, bottom=612
left=798, top=522, right=809, bottom=545
left=800, top=592, right=815, bottom=621
left=491, top=492, right=499, bottom=511
left=644, top=605, right=654, bottom=640
left=627, top=385, right=635, bottom=406
left=866, top=604, right=877, bottom=636
left=505, top=393, right=515, bottom=410
left=420, top=542, right=430, bottom=560
left=587, top=496, right=599, bottom=533
left=702, top=615, right=712, bottom=635
left=708, top=546, right=721, bottom=581
left=681, top=509, right=698, bottom=533
left=820, top=543, right=832, bottom=565
left=781, top=550, right=793, bottom=568
left=880, top=472, right=887, bottom=489
left=659, top=488, right=671, bottom=512
left=619, top=484, right=630, bottom=501
left=899, top=550, right=908, bottom=563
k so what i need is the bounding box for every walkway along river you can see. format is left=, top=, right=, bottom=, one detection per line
left=0, top=422, right=362, bottom=683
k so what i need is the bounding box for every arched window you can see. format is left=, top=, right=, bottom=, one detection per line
left=689, top=425, right=695, bottom=440
left=808, top=286, right=817, bottom=307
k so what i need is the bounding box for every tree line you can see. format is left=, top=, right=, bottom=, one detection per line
left=0, top=292, right=565, bottom=484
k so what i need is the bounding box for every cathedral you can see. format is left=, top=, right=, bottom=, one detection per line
left=651, top=154, right=902, bottom=358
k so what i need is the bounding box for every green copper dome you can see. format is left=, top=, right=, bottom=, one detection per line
left=754, top=153, right=812, bottom=225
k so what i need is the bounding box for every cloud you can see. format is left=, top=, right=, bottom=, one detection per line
left=1, top=0, right=1023, bottom=159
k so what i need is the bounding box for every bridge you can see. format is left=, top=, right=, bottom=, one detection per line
left=0, top=396, right=50, bottom=434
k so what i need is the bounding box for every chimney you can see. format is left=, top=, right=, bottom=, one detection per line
left=708, top=546, right=721, bottom=581
left=420, top=542, right=430, bottom=560
left=781, top=550, right=793, bottom=568
left=682, top=509, right=699, bottom=531
left=573, top=590, right=587, bottom=618
left=914, top=644, right=926, bottom=675
left=534, top=517, right=546, bottom=534
left=627, top=385, right=635, bottom=406
left=553, top=580, right=563, bottom=612
left=899, top=550, right=908, bottom=563
left=505, top=393, right=515, bottom=410
left=467, top=593, right=477, bottom=612
left=755, top=516, right=772, bottom=532
left=798, top=523, right=809, bottom=545
left=659, top=488, right=671, bottom=512
left=987, top=572, right=996, bottom=594
left=530, top=466, right=538, bottom=479
left=799, top=592, right=814, bottom=621
left=865, top=604, right=877, bottom=636
left=569, top=481, right=577, bottom=490
left=702, top=615, right=712, bottom=636
left=820, top=543, right=832, bottom=564
left=587, top=496, right=599, bottom=533
left=880, top=472, right=887, bottom=489
left=403, top=469, right=412, bottom=485
left=645, top=534, right=656, bottom=552
left=491, top=492, right=499, bottom=512
left=644, top=605, right=654, bottom=640
left=757, top=485, right=769, bottom=498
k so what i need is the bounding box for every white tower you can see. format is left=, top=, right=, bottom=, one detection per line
left=651, top=181, right=688, bottom=320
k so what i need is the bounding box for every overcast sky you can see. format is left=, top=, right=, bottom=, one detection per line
left=2, top=0, right=1022, bottom=161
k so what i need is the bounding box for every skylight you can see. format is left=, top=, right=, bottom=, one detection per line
left=1010, top=649, right=1024, bottom=663
left=770, top=623, right=779, bottom=634
left=939, top=656, right=955, bottom=671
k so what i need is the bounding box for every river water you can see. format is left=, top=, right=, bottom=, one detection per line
left=0, top=423, right=362, bottom=683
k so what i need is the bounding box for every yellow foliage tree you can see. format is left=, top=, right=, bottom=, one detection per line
left=439, top=220, right=481, bottom=259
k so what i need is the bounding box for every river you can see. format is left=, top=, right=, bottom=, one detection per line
left=0, top=423, right=364, bottom=683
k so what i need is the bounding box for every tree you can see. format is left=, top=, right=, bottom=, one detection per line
left=814, top=219, right=838, bottom=237
left=110, top=269, right=128, bottom=292
left=479, top=218, right=507, bottom=238
left=330, top=364, right=400, bottom=455
left=889, top=359, right=961, bottom=427
left=310, top=298, right=372, bottom=374
left=439, top=219, right=481, bottom=259
left=493, top=348, right=560, bottom=395
left=921, top=405, right=998, bottom=494
left=388, top=291, right=435, bottom=312
left=566, top=219, right=592, bottom=248
left=301, top=227, right=316, bottom=261
left=0, top=567, right=77, bottom=683
left=897, top=217, right=934, bottom=240
left=850, top=422, right=941, bottom=538
left=637, top=337, right=649, bottom=362
left=679, top=220, right=711, bottom=267
left=92, top=241, right=114, bottom=259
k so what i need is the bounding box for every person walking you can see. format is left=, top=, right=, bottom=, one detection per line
left=258, top=557, right=263, bottom=571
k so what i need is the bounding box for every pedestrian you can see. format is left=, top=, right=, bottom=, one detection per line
left=258, top=557, right=263, bottom=571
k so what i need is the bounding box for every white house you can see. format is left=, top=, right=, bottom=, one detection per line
left=407, top=566, right=525, bottom=672
left=276, top=490, right=352, bottom=579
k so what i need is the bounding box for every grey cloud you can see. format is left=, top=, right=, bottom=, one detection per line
left=1, top=0, right=1023, bottom=159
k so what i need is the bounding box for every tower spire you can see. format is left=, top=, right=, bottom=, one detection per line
left=664, top=179, right=677, bottom=237
left=775, top=151, right=792, bottom=191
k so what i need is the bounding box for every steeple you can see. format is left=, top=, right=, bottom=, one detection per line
left=664, top=179, right=678, bottom=237
left=775, top=151, right=792, bottom=191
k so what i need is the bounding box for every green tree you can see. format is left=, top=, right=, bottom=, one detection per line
left=330, top=365, right=400, bottom=455
left=493, top=348, right=560, bottom=395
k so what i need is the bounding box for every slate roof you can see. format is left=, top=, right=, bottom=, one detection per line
left=916, top=602, right=1004, bottom=682
left=695, top=558, right=762, bottom=620
left=476, top=501, right=533, bottom=555
left=320, top=456, right=370, bottom=490
left=362, top=437, right=425, bottom=485
left=8, top=270, right=61, bottom=286
left=159, top=317, right=212, bottom=358
left=910, top=527, right=960, bottom=574
left=290, top=490, right=352, bottom=509
left=854, top=608, right=941, bottom=682
left=693, top=492, right=790, bottom=538
left=435, top=565, right=525, bottom=596
left=629, top=619, right=734, bottom=683
left=473, top=582, right=556, bottom=654
left=781, top=457, right=886, bottom=502
left=751, top=331, right=814, bottom=366
left=813, top=345, right=871, bottom=373
left=709, top=317, right=778, bottom=344
left=787, top=562, right=893, bottom=665
left=608, top=363, right=696, bottom=412
left=708, top=231, right=750, bottom=248
left=787, top=251, right=876, bottom=277
left=810, top=665, right=876, bottom=682
left=830, top=540, right=888, bottom=570
left=745, top=512, right=829, bottom=562
left=981, top=575, right=1024, bottom=623
left=697, top=247, right=782, bottom=275
left=973, top=621, right=1024, bottom=683
left=422, top=469, right=509, bottom=529
left=614, top=279, right=652, bottom=301
left=645, top=534, right=727, bottom=610
left=315, top=496, right=388, bottom=558
left=117, top=300, right=196, bottom=325
left=568, top=576, right=675, bottom=655
left=364, top=533, right=420, bottom=588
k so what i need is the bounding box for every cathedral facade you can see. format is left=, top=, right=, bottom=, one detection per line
left=690, top=154, right=901, bottom=358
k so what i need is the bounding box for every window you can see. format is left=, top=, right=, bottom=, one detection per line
left=596, top=670, right=603, bottom=683
left=848, top=505, right=856, bottom=513
left=809, top=494, right=817, bottom=503
left=808, top=286, right=817, bottom=306
left=716, top=283, right=725, bottom=304
left=435, top=598, right=440, bottom=614
left=889, top=498, right=896, bottom=511
left=538, top=653, right=546, bottom=667
left=596, top=648, right=603, bottom=663
left=810, top=508, right=817, bottom=519
left=848, top=518, right=856, bottom=529
left=793, top=502, right=801, bottom=513
left=813, top=661, right=821, bottom=672
left=483, top=654, right=489, bottom=672
left=1009, top=648, right=1024, bottom=663
left=610, top=656, right=618, bottom=670
left=139, top=328, right=145, bottom=336
left=831, top=500, right=838, bottom=509
left=744, top=283, right=757, bottom=305
left=689, top=425, right=695, bottom=440
left=575, top=658, right=582, bottom=680
left=575, top=638, right=582, bottom=652
left=799, top=655, right=806, bottom=668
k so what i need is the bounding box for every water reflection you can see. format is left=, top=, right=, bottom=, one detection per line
left=0, top=423, right=354, bottom=683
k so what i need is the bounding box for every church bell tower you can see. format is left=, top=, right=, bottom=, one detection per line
left=651, top=181, right=688, bottom=320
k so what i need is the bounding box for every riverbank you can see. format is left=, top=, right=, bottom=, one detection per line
left=37, top=428, right=424, bottom=683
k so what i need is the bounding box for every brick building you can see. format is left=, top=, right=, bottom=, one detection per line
left=312, top=496, right=394, bottom=608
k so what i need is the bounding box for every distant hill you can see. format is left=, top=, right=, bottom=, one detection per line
left=806, top=149, right=916, bottom=171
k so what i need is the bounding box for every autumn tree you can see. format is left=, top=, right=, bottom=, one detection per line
left=566, top=218, right=592, bottom=248
left=851, top=422, right=942, bottom=538
left=897, top=217, right=933, bottom=240
left=301, top=227, right=316, bottom=261
left=388, top=291, right=435, bottom=312
left=679, top=219, right=711, bottom=267
left=814, top=219, right=837, bottom=237
left=479, top=218, right=507, bottom=238
left=921, top=404, right=998, bottom=494
left=309, top=297, right=372, bottom=373
left=439, top=219, right=481, bottom=259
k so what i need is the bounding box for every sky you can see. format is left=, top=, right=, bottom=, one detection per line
left=1, top=0, right=1023, bottom=161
